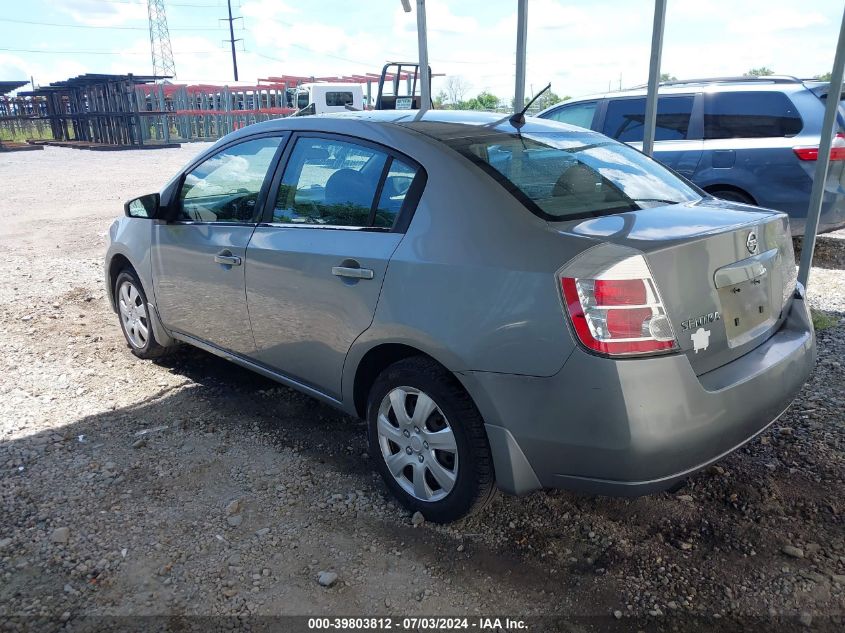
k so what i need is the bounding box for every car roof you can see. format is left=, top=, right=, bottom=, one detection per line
left=540, top=77, right=812, bottom=112
left=240, top=108, right=591, bottom=141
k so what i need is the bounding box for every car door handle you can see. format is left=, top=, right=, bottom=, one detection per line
left=214, top=253, right=242, bottom=266
left=332, top=266, right=374, bottom=280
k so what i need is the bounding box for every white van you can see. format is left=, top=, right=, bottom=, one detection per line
left=294, top=83, right=364, bottom=114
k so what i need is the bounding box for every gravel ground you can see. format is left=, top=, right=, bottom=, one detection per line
left=0, top=146, right=844, bottom=632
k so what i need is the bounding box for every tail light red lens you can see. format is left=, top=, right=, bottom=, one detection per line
left=794, top=133, right=845, bottom=161
left=559, top=255, right=678, bottom=357
left=593, top=279, right=647, bottom=306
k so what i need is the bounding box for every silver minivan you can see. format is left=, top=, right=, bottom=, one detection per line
left=106, top=111, right=815, bottom=522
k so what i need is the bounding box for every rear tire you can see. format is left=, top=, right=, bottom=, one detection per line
left=709, top=188, right=755, bottom=205
left=114, top=269, right=170, bottom=360
left=367, top=357, right=496, bottom=523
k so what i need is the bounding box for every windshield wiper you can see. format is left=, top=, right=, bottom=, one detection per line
left=632, top=198, right=682, bottom=205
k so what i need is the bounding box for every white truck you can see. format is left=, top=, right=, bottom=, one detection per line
left=293, top=83, right=364, bottom=114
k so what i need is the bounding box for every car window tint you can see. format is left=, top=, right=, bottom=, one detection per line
left=703, top=91, right=802, bottom=139
left=274, top=137, right=388, bottom=226
left=326, top=91, right=354, bottom=106
left=448, top=132, right=700, bottom=221
left=602, top=96, right=694, bottom=142
left=374, top=159, right=418, bottom=228
left=178, top=137, right=282, bottom=223
left=546, top=102, right=597, bottom=129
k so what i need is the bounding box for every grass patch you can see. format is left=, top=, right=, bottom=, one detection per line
left=812, top=309, right=839, bottom=331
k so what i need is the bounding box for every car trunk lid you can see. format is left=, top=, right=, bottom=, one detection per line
left=558, top=200, right=797, bottom=374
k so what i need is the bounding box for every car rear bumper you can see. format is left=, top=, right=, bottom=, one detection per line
left=460, top=292, right=816, bottom=496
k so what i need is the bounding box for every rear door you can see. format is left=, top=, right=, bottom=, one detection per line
left=601, top=95, right=704, bottom=178
left=152, top=134, right=286, bottom=355
left=693, top=91, right=806, bottom=214
left=245, top=133, right=425, bottom=398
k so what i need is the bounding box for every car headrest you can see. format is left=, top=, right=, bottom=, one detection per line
left=324, top=168, right=372, bottom=208
left=552, top=163, right=599, bottom=197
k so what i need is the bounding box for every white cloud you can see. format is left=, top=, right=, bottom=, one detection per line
left=726, top=8, right=828, bottom=34
left=0, top=52, right=88, bottom=86
left=49, top=0, right=145, bottom=27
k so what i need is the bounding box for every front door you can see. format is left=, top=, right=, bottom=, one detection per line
left=246, top=134, right=424, bottom=398
left=152, top=135, right=285, bottom=355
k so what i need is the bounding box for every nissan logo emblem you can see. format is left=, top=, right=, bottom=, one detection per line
left=746, top=231, right=758, bottom=254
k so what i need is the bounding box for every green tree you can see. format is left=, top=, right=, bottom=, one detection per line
left=744, top=67, right=775, bottom=77
left=465, top=90, right=500, bottom=111
left=660, top=72, right=677, bottom=82
left=815, top=71, right=833, bottom=81
left=433, top=90, right=448, bottom=109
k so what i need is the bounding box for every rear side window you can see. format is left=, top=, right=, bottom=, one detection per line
left=602, top=96, right=694, bottom=142
left=545, top=102, right=597, bottom=129
left=374, top=159, right=416, bottom=228
left=703, top=91, right=802, bottom=139
left=447, top=132, right=701, bottom=221
left=274, top=138, right=387, bottom=226
left=326, top=91, right=354, bottom=107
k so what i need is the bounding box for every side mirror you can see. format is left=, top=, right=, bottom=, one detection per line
left=124, top=193, right=160, bottom=219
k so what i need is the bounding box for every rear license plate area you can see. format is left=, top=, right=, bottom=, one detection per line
left=718, top=275, right=775, bottom=348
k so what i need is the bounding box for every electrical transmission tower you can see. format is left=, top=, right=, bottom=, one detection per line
left=148, top=0, right=177, bottom=79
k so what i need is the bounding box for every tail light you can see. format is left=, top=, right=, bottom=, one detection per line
left=559, top=253, right=678, bottom=357
left=793, top=133, right=845, bottom=161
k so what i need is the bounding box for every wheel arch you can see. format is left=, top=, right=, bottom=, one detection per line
left=107, top=253, right=135, bottom=312
left=703, top=183, right=757, bottom=205
left=350, top=342, right=456, bottom=420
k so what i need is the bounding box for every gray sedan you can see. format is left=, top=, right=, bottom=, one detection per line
left=106, top=110, right=815, bottom=522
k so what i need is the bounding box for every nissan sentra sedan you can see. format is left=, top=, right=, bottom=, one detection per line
left=105, top=110, right=815, bottom=522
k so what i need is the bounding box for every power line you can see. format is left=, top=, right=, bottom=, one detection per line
left=0, top=46, right=216, bottom=56
left=0, top=17, right=223, bottom=31
left=83, top=0, right=225, bottom=7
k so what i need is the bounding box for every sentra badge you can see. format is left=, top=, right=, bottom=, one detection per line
left=680, top=311, right=721, bottom=331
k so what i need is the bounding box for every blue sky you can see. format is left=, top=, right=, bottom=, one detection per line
left=1, top=0, right=843, bottom=100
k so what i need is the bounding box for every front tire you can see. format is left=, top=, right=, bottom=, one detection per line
left=114, top=269, right=169, bottom=360
left=367, top=357, right=495, bottom=523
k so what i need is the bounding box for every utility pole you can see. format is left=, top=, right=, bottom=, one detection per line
left=147, top=0, right=177, bottom=79
left=222, top=0, right=242, bottom=82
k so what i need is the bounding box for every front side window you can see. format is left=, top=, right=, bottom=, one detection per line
left=273, top=137, right=389, bottom=227
left=178, top=137, right=282, bottom=222
left=326, top=91, right=354, bottom=107
left=447, top=132, right=701, bottom=221
left=546, top=101, right=597, bottom=129
left=603, top=96, right=694, bottom=142
left=703, top=91, right=803, bottom=139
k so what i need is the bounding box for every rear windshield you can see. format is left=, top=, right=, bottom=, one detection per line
left=445, top=132, right=701, bottom=221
